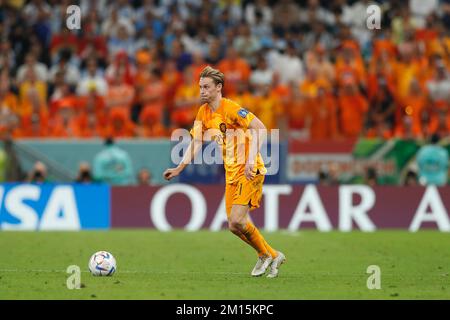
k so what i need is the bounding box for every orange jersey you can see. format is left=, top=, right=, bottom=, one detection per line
left=190, top=98, right=267, bottom=184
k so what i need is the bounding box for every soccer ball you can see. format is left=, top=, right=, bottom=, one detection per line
left=88, top=251, right=116, bottom=276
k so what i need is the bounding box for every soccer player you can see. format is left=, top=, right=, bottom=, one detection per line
left=163, top=66, right=285, bottom=278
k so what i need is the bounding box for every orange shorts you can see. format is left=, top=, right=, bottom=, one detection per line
left=225, top=173, right=265, bottom=217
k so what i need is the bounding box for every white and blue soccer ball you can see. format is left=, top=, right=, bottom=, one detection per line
left=88, top=251, right=116, bottom=276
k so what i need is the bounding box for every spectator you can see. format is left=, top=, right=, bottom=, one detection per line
left=75, top=162, right=94, bottom=184
left=105, top=108, right=136, bottom=138
left=270, top=42, right=304, bottom=86
left=248, top=3, right=272, bottom=41
left=141, top=68, right=167, bottom=125
left=426, top=59, right=450, bottom=109
left=364, top=167, right=378, bottom=187
left=0, top=73, right=19, bottom=117
left=287, top=81, right=311, bottom=139
left=309, top=85, right=339, bottom=140
left=105, top=70, right=135, bottom=114
left=217, top=46, right=251, bottom=96
left=101, top=5, right=135, bottom=40
left=397, top=79, right=427, bottom=139
left=172, top=66, right=200, bottom=129
left=250, top=54, right=273, bottom=88
left=49, top=28, right=79, bottom=65
left=16, top=52, right=48, bottom=84
left=48, top=49, right=81, bottom=87
left=137, top=168, right=152, bottom=185
left=409, top=0, right=439, bottom=28
left=28, top=161, right=48, bottom=183
left=93, top=137, right=134, bottom=185
left=300, top=0, right=336, bottom=27
left=272, top=0, right=301, bottom=37
left=233, top=23, right=261, bottom=65
left=245, top=0, right=272, bottom=27
left=337, top=79, right=368, bottom=138
left=77, top=58, right=108, bottom=96
left=105, top=51, right=135, bottom=86
left=416, top=133, right=449, bottom=186
left=317, top=170, right=331, bottom=186
left=404, top=169, right=419, bottom=186
left=252, top=83, right=281, bottom=130
left=366, top=80, right=396, bottom=139
left=107, top=24, right=138, bottom=60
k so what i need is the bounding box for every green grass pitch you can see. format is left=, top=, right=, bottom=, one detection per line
left=0, top=230, right=449, bottom=299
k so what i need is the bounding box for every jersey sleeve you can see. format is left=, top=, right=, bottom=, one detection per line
left=228, top=103, right=255, bottom=130
left=189, top=106, right=205, bottom=140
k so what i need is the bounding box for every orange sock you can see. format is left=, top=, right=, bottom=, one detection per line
left=238, top=234, right=251, bottom=246
left=262, top=239, right=278, bottom=259
left=246, top=222, right=278, bottom=258
left=242, top=222, right=273, bottom=257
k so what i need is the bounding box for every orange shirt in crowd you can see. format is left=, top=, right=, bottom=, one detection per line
left=335, top=46, right=366, bottom=88
left=104, top=107, right=136, bottom=138
left=287, top=96, right=310, bottom=131
left=394, top=115, right=424, bottom=140
left=335, top=63, right=366, bottom=88
left=300, top=77, right=331, bottom=99
left=142, top=79, right=167, bottom=123
left=73, top=111, right=107, bottom=138
left=429, top=110, right=450, bottom=137
left=48, top=111, right=80, bottom=138
left=13, top=109, right=49, bottom=138
left=18, top=80, right=48, bottom=116
left=105, top=83, right=135, bottom=114
left=372, top=39, right=397, bottom=60
left=49, top=94, right=78, bottom=114
left=172, top=82, right=200, bottom=127
left=216, top=58, right=251, bottom=96
left=304, top=48, right=336, bottom=84
left=366, top=72, right=396, bottom=101
left=0, top=92, right=19, bottom=114
left=309, top=93, right=339, bottom=140
left=393, top=58, right=429, bottom=99
left=139, top=106, right=167, bottom=137
left=338, top=88, right=368, bottom=137
left=76, top=94, right=108, bottom=128
left=399, top=93, right=428, bottom=137
left=252, top=92, right=282, bottom=130
left=271, top=82, right=290, bottom=114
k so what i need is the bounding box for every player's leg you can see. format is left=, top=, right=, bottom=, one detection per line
left=239, top=174, right=286, bottom=277
left=225, top=183, right=254, bottom=247
left=229, top=204, right=269, bottom=256
left=238, top=174, right=278, bottom=258
left=242, top=217, right=285, bottom=278
left=245, top=220, right=278, bottom=259
left=229, top=204, right=272, bottom=276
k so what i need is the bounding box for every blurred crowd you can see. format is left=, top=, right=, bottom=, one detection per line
left=0, top=0, right=449, bottom=142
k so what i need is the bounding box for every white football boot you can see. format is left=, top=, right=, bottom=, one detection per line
left=267, top=251, right=286, bottom=278
left=251, top=254, right=273, bottom=277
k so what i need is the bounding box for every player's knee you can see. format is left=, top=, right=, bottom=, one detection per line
left=228, top=220, right=245, bottom=234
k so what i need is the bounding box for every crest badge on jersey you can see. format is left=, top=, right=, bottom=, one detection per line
left=219, top=122, right=227, bottom=133
left=237, top=108, right=249, bottom=118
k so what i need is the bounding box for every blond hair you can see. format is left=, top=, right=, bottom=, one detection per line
left=199, top=66, right=224, bottom=87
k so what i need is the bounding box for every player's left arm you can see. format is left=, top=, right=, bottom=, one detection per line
left=245, top=115, right=267, bottom=181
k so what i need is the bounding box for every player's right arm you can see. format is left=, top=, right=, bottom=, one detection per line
left=163, top=138, right=202, bottom=180
left=163, top=108, right=204, bottom=181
